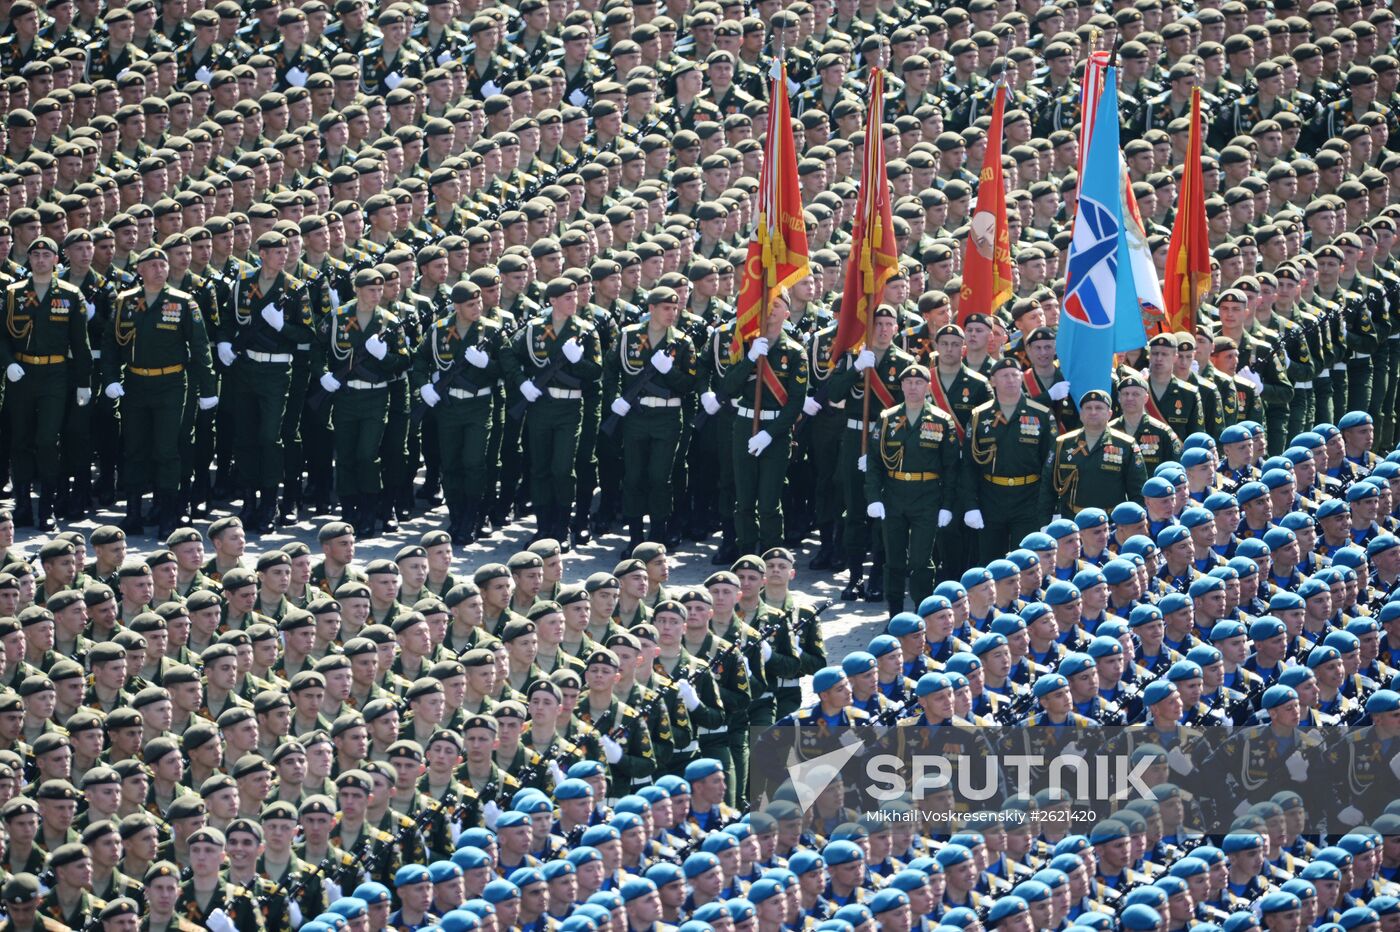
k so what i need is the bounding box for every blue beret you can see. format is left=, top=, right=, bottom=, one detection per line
left=612, top=795, right=650, bottom=816
left=1032, top=674, right=1069, bottom=698
left=429, top=861, right=464, bottom=883
left=1122, top=904, right=1165, bottom=932
left=351, top=882, right=390, bottom=906
left=811, top=668, right=846, bottom=695
left=1045, top=519, right=1079, bottom=540
left=1186, top=645, right=1222, bottom=668
left=1156, top=525, right=1191, bottom=550
left=1323, top=630, right=1360, bottom=653
left=609, top=812, right=643, bottom=833
left=1178, top=508, right=1214, bottom=531
left=1142, top=679, right=1177, bottom=706
left=1235, top=538, right=1270, bottom=559
left=1112, top=502, right=1149, bottom=525
left=1120, top=535, right=1158, bottom=558
left=1203, top=492, right=1238, bottom=512
left=508, top=867, right=544, bottom=890
left=1007, top=549, right=1040, bottom=570
left=823, top=840, right=865, bottom=867
left=1020, top=532, right=1056, bottom=550
left=1181, top=447, right=1212, bottom=468
left=748, top=878, right=785, bottom=905
left=1220, top=424, right=1252, bottom=445
left=918, top=595, right=952, bottom=616
left=579, top=825, right=619, bottom=847
left=1045, top=581, right=1080, bottom=606
left=972, top=633, right=1008, bottom=656
left=395, top=865, right=431, bottom=888
left=935, top=844, right=973, bottom=867
left=987, top=896, right=1029, bottom=926
left=1102, top=559, right=1137, bottom=585
left=1236, top=481, right=1267, bottom=505
left=1333, top=546, right=1368, bottom=569
left=1298, top=577, right=1330, bottom=600
left=917, top=672, right=953, bottom=696
left=887, top=613, right=924, bottom=637
left=1339, top=908, right=1380, bottom=931
left=1227, top=557, right=1259, bottom=579
left=944, top=652, right=981, bottom=674
left=832, top=906, right=871, bottom=929
left=1221, top=832, right=1264, bottom=854
left=553, top=778, right=594, bottom=801
left=841, top=652, right=877, bottom=677
left=1260, top=468, right=1293, bottom=490
left=987, top=559, right=1020, bottom=582
left=1159, top=592, right=1191, bottom=615
left=1183, top=432, right=1217, bottom=451
left=1088, top=636, right=1123, bottom=658
left=1249, top=617, right=1287, bottom=640
left=1097, top=619, right=1130, bottom=640
left=1377, top=461, right=1400, bottom=479
left=1317, top=498, right=1349, bottom=520
left=1020, top=602, right=1052, bottom=624
left=1339, top=410, right=1374, bottom=431
left=1075, top=508, right=1109, bottom=530
left=1279, top=511, right=1315, bottom=532
left=328, top=897, right=369, bottom=920
left=1209, top=620, right=1247, bottom=642
left=1371, top=896, right=1400, bottom=917
left=1188, top=576, right=1225, bottom=598
left=887, top=870, right=932, bottom=893
left=1155, top=876, right=1188, bottom=897
left=1348, top=617, right=1380, bottom=637
left=640, top=863, right=681, bottom=889
left=1292, top=430, right=1325, bottom=449
left=960, top=567, right=992, bottom=589
left=867, top=634, right=900, bottom=658
left=567, top=760, right=606, bottom=780
left=1072, top=568, right=1107, bottom=591
left=495, top=811, right=529, bottom=829
left=1059, top=652, right=1095, bottom=678
left=619, top=878, right=657, bottom=903
left=1307, top=645, right=1342, bottom=669
left=1140, top=477, right=1174, bottom=500
left=1261, top=684, right=1298, bottom=710
left=1167, top=660, right=1203, bottom=682
left=1278, top=668, right=1314, bottom=691
left=1337, top=834, right=1376, bottom=855
left=544, top=859, right=578, bottom=881
left=869, top=888, right=911, bottom=915
left=1269, top=591, right=1304, bottom=613
left=699, top=832, right=738, bottom=853
left=1368, top=689, right=1400, bottom=714
left=682, top=852, right=721, bottom=878
left=1370, top=534, right=1400, bottom=557
left=440, top=913, right=481, bottom=932
left=1260, top=892, right=1302, bottom=915
left=1014, top=880, right=1052, bottom=903
left=1381, top=602, right=1400, bottom=626
left=1169, top=857, right=1209, bottom=879
left=727, top=900, right=757, bottom=924
left=789, top=850, right=824, bottom=875
left=990, top=613, right=1027, bottom=636
left=1129, top=604, right=1164, bottom=628
left=933, top=581, right=967, bottom=601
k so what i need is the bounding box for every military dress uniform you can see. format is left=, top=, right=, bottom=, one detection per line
left=1041, top=423, right=1149, bottom=516
left=603, top=319, right=699, bottom=543
left=175, top=878, right=267, bottom=932
left=866, top=393, right=963, bottom=614
left=961, top=382, right=1056, bottom=562
left=102, top=277, right=216, bottom=533
left=1, top=271, right=89, bottom=526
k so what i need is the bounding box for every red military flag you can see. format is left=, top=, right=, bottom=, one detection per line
left=1163, top=87, right=1210, bottom=334
left=957, top=80, right=1013, bottom=325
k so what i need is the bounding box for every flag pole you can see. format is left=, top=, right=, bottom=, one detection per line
left=753, top=41, right=785, bottom=437
left=860, top=69, right=884, bottom=458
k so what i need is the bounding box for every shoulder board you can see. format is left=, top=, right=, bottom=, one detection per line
left=165, top=286, right=193, bottom=301
left=381, top=310, right=399, bottom=324
left=433, top=316, right=453, bottom=329
left=847, top=706, right=871, bottom=720
left=794, top=707, right=815, bottom=719
left=1109, top=428, right=1137, bottom=444
left=285, top=274, right=304, bottom=290
left=118, top=286, right=142, bottom=300
left=374, top=828, right=395, bottom=842
left=1023, top=398, right=1052, bottom=414
left=502, top=773, right=522, bottom=788
left=971, top=399, right=996, bottom=417
left=239, top=267, right=258, bottom=281
left=881, top=405, right=902, bottom=419
left=227, top=884, right=248, bottom=898
left=397, top=812, right=415, bottom=827
left=622, top=705, right=639, bottom=719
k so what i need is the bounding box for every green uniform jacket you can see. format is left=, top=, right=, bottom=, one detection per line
left=410, top=313, right=505, bottom=393
left=717, top=333, right=807, bottom=432
left=1040, top=427, right=1149, bottom=516
left=1, top=276, right=91, bottom=378
left=960, top=396, right=1056, bottom=510
left=312, top=302, right=412, bottom=382
left=602, top=323, right=698, bottom=404
left=501, top=313, right=603, bottom=395
left=865, top=401, right=963, bottom=510
left=101, top=285, right=216, bottom=394
left=220, top=268, right=315, bottom=355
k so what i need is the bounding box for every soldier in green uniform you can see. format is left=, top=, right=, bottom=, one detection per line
left=412, top=280, right=504, bottom=547
left=0, top=873, right=69, bottom=932
left=38, top=842, right=105, bottom=929
left=215, top=230, right=314, bottom=534
left=102, top=247, right=217, bottom=538
left=1142, top=333, right=1205, bottom=442
left=176, top=827, right=266, bottom=931
left=719, top=292, right=808, bottom=556
left=603, top=286, right=699, bottom=554
left=866, top=364, right=964, bottom=616
left=501, top=277, right=603, bottom=546
left=1042, top=390, right=1149, bottom=517
left=1265, top=265, right=1323, bottom=437
left=2, top=237, right=89, bottom=531
left=312, top=267, right=412, bottom=534
left=1111, top=372, right=1182, bottom=475
left=962, top=357, right=1056, bottom=563
left=1216, top=288, right=1294, bottom=454
left=829, top=306, right=916, bottom=603
left=575, top=647, right=655, bottom=791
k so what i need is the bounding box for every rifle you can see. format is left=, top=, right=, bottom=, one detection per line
left=600, top=350, right=676, bottom=437
left=260, top=852, right=334, bottom=907
left=871, top=691, right=922, bottom=727
left=304, top=316, right=404, bottom=414
left=409, top=353, right=490, bottom=426
left=507, top=339, right=579, bottom=419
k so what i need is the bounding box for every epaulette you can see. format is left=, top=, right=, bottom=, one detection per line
left=397, top=813, right=414, bottom=828
left=847, top=706, right=871, bottom=720
left=381, top=310, right=399, bottom=324
left=285, top=273, right=304, bottom=291
left=374, top=828, right=395, bottom=843
left=794, top=706, right=815, bottom=720
left=502, top=773, right=521, bottom=788
left=1024, top=397, right=1052, bottom=414
left=653, top=672, right=673, bottom=689
left=622, top=705, right=639, bottom=719
left=1108, top=428, right=1138, bottom=445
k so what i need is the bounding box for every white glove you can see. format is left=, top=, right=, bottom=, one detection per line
left=1389, top=749, right=1400, bottom=781
left=482, top=800, right=501, bottom=829
left=1048, top=380, right=1070, bottom=401
left=610, top=398, right=631, bottom=417
left=867, top=501, right=885, bottom=519
left=1339, top=805, right=1365, bottom=827
left=260, top=302, right=284, bottom=331
left=562, top=337, right=583, bottom=363
left=938, top=509, right=952, bottom=527
left=677, top=679, right=700, bottom=711
left=207, top=909, right=238, bottom=932
left=650, top=349, right=673, bottom=373
left=857, top=454, right=867, bottom=472
left=217, top=342, right=235, bottom=366
left=1233, top=799, right=1253, bottom=818
left=747, top=337, right=770, bottom=362
left=4, top=363, right=22, bottom=382
left=855, top=349, right=876, bottom=371
left=364, top=333, right=387, bottom=360
left=964, top=509, right=985, bottom=530
left=803, top=396, right=821, bottom=416
left=1285, top=750, right=1309, bottom=782
left=288, top=900, right=302, bottom=930
left=465, top=345, right=489, bottom=368
left=760, top=640, right=773, bottom=663
left=419, top=384, right=440, bottom=407
left=197, top=396, right=218, bottom=410
left=548, top=761, right=567, bottom=787
left=701, top=391, right=721, bottom=415
left=520, top=380, right=542, bottom=402
left=75, top=388, right=91, bottom=407
left=600, top=734, right=623, bottom=764
left=84, top=301, right=95, bottom=321
left=1167, top=746, right=1193, bottom=775
left=104, top=382, right=124, bottom=399
left=747, top=429, right=772, bottom=456
left=319, top=372, right=341, bottom=393
left=1240, top=366, right=1263, bottom=392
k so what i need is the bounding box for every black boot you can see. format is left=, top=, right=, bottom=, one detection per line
left=255, top=487, right=280, bottom=533
left=157, top=491, right=181, bottom=538
left=865, top=564, right=885, bottom=602
left=840, top=561, right=866, bottom=602
left=65, top=473, right=91, bottom=521
left=279, top=483, right=300, bottom=526
left=360, top=496, right=380, bottom=537
left=189, top=470, right=211, bottom=519
left=620, top=519, right=644, bottom=559
left=453, top=499, right=478, bottom=546
left=378, top=494, right=397, bottom=533
left=659, top=515, right=681, bottom=551
left=417, top=472, right=442, bottom=505
left=710, top=522, right=737, bottom=565
left=34, top=483, right=56, bottom=532
left=809, top=524, right=835, bottom=570
left=120, top=493, right=145, bottom=534
left=238, top=489, right=258, bottom=524
left=12, top=484, right=33, bottom=527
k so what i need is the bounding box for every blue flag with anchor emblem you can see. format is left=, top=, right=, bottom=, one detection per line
left=1056, top=66, right=1148, bottom=405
